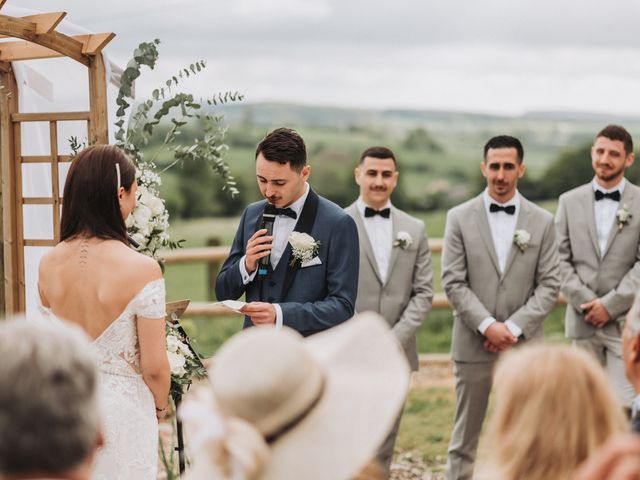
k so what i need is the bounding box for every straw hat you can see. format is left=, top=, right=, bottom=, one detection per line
left=184, top=312, right=410, bottom=480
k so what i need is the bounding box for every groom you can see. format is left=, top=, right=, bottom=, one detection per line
left=215, top=128, right=359, bottom=336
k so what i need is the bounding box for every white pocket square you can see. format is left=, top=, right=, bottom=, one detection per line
left=301, top=256, right=322, bottom=268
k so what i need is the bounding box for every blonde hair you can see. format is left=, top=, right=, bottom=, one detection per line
left=487, top=344, right=627, bottom=480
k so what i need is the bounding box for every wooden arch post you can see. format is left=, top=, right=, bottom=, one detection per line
left=0, top=5, right=115, bottom=314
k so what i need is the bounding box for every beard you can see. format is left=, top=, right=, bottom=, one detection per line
left=596, top=165, right=625, bottom=182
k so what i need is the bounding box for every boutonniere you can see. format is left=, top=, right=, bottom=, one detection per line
left=513, top=229, right=531, bottom=253
left=616, top=204, right=632, bottom=231
left=393, top=231, right=413, bottom=250
left=288, top=231, right=321, bottom=267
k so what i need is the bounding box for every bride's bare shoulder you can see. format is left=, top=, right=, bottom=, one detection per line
left=109, top=242, right=162, bottom=280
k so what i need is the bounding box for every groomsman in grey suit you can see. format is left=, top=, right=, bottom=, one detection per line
left=442, top=135, right=560, bottom=480
left=345, top=146, right=433, bottom=475
left=556, top=124, right=639, bottom=409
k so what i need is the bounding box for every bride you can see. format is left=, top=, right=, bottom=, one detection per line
left=37, top=145, right=170, bottom=479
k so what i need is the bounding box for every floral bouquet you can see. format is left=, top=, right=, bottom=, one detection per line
left=166, top=319, right=208, bottom=398
left=125, top=162, right=172, bottom=260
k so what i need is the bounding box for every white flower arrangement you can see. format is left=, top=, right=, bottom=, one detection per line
left=513, top=229, right=531, bottom=252
left=125, top=162, right=172, bottom=260
left=616, top=204, right=632, bottom=231
left=288, top=231, right=321, bottom=267
left=393, top=231, right=413, bottom=250
left=166, top=323, right=207, bottom=396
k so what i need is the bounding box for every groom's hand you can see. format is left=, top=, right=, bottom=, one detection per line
left=241, top=302, right=276, bottom=325
left=244, top=229, right=273, bottom=274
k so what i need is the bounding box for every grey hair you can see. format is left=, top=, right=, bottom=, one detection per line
left=628, top=292, right=640, bottom=336
left=0, top=318, right=100, bottom=475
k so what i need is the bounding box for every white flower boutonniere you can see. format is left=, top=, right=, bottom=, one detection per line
left=513, top=229, right=531, bottom=253
left=288, top=231, right=321, bottom=268
left=394, top=231, right=413, bottom=250
left=616, top=204, right=632, bottom=231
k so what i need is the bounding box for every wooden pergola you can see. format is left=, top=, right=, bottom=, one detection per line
left=0, top=3, right=115, bottom=314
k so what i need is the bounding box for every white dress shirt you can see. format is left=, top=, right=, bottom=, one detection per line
left=592, top=178, right=625, bottom=256
left=478, top=189, right=523, bottom=338
left=357, top=197, right=393, bottom=282
left=239, top=183, right=310, bottom=329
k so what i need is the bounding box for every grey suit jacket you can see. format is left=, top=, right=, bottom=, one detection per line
left=555, top=181, right=640, bottom=339
left=442, top=193, right=560, bottom=363
left=346, top=203, right=433, bottom=370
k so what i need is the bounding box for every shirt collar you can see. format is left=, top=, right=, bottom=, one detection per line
left=286, top=182, right=310, bottom=217
left=592, top=177, right=626, bottom=194
left=356, top=197, right=392, bottom=218
left=483, top=188, right=520, bottom=211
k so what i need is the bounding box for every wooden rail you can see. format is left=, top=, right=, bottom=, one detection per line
left=159, top=239, right=567, bottom=317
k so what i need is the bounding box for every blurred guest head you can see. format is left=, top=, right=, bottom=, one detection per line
left=180, top=313, right=409, bottom=480
left=60, top=144, right=137, bottom=244
left=0, top=319, right=102, bottom=480
left=485, top=344, right=627, bottom=480
left=624, top=293, right=640, bottom=408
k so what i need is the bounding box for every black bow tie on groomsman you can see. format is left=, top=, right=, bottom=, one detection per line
left=275, top=207, right=298, bottom=219
left=594, top=190, right=621, bottom=202
left=489, top=203, right=516, bottom=215
left=364, top=207, right=391, bottom=218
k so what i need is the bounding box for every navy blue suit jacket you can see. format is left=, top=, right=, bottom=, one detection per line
left=215, top=188, right=359, bottom=336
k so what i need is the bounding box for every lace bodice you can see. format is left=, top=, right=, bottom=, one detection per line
left=38, top=278, right=166, bottom=376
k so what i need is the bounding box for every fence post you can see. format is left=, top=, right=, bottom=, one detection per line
left=206, top=237, right=221, bottom=301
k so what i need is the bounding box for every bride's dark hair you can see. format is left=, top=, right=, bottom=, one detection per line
left=60, top=145, right=136, bottom=244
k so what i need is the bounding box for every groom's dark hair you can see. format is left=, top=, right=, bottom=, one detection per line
left=255, top=128, right=307, bottom=172
left=60, top=145, right=136, bottom=244
left=597, top=124, right=634, bottom=155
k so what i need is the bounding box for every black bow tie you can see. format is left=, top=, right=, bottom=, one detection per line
left=364, top=207, right=391, bottom=218
left=275, top=207, right=297, bottom=219
left=489, top=203, right=516, bottom=215
left=594, top=190, right=621, bottom=202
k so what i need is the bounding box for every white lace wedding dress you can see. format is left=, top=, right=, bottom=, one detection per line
left=38, top=278, right=166, bottom=480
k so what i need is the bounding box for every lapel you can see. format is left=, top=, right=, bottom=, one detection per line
left=602, top=183, right=633, bottom=259
left=280, top=188, right=320, bottom=298
left=501, top=196, right=531, bottom=279
left=473, top=195, right=501, bottom=277
left=384, top=207, right=401, bottom=286
left=349, top=204, right=384, bottom=285
left=584, top=186, right=601, bottom=259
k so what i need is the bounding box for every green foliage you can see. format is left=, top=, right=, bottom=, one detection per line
left=114, top=39, right=243, bottom=199
left=403, top=127, right=443, bottom=153
left=538, top=144, right=593, bottom=198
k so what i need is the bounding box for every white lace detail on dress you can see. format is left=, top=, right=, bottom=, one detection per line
left=37, top=278, right=166, bottom=480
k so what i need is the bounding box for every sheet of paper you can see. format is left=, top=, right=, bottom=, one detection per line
left=212, top=299, right=246, bottom=313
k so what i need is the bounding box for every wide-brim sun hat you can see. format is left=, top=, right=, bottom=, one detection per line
left=185, top=312, right=410, bottom=480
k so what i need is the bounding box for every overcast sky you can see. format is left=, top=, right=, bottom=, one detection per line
left=12, top=0, right=640, bottom=115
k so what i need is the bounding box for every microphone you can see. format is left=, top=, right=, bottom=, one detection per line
left=258, top=204, right=277, bottom=276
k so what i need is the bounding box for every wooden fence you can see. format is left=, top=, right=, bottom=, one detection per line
left=161, top=238, right=565, bottom=317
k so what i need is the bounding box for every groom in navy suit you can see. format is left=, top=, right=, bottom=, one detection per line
left=215, top=128, right=359, bottom=336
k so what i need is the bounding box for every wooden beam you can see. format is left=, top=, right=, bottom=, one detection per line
left=80, top=32, right=115, bottom=55
left=88, top=54, right=108, bottom=144
left=0, top=40, right=67, bottom=63
left=49, top=121, right=61, bottom=243
left=0, top=67, right=18, bottom=314
left=23, top=240, right=56, bottom=247
left=0, top=1, right=7, bottom=10
left=12, top=111, right=90, bottom=122
left=21, top=155, right=72, bottom=164
left=21, top=12, right=66, bottom=35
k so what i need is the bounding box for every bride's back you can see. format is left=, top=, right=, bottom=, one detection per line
left=39, top=238, right=160, bottom=339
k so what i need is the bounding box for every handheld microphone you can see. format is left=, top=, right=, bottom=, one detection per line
left=258, top=204, right=277, bottom=276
